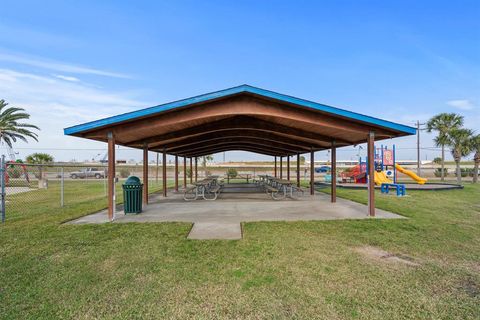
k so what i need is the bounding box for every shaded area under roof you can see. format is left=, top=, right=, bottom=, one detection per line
left=64, top=85, right=416, bottom=157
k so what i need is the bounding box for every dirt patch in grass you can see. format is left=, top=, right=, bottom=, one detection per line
left=354, top=246, right=420, bottom=267
left=459, top=278, right=479, bottom=298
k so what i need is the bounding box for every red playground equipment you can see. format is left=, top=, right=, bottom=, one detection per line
left=3, top=146, right=30, bottom=185
left=341, top=163, right=367, bottom=183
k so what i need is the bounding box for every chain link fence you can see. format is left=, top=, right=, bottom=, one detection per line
left=0, top=159, right=166, bottom=222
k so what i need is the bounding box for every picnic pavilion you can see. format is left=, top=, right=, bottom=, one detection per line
left=64, top=85, right=416, bottom=221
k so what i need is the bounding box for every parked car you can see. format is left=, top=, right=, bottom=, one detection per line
left=70, top=168, right=106, bottom=179
left=315, top=166, right=331, bottom=173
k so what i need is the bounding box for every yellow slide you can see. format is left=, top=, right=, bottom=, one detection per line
left=374, top=171, right=393, bottom=185
left=395, top=164, right=427, bottom=185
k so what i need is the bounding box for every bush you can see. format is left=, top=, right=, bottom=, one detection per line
left=226, top=168, right=238, bottom=178
left=454, top=168, right=472, bottom=177
left=433, top=157, right=442, bottom=164
left=434, top=168, right=448, bottom=177
left=119, top=168, right=130, bottom=178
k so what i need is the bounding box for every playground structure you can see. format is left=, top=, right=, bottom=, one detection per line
left=340, top=145, right=427, bottom=185
left=3, top=146, right=30, bottom=185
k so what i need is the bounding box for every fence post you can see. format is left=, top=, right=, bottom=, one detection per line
left=60, top=166, right=64, bottom=207
left=1, top=155, right=6, bottom=223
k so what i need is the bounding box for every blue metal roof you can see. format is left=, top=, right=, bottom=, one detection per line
left=64, top=84, right=416, bottom=136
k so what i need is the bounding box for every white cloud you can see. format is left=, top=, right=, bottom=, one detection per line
left=54, top=74, right=80, bottom=82
left=446, top=99, right=475, bottom=111
left=0, top=68, right=147, bottom=160
left=0, top=52, right=130, bottom=79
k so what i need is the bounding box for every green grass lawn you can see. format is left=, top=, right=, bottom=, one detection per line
left=0, top=182, right=479, bottom=319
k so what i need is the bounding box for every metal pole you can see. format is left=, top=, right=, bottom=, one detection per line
left=61, top=166, right=64, bottom=207
left=417, top=120, right=421, bottom=175
left=310, top=148, right=314, bottom=195
left=1, top=155, right=5, bottom=223
left=331, top=141, right=336, bottom=203
left=296, top=153, right=300, bottom=187
left=367, top=132, right=375, bottom=217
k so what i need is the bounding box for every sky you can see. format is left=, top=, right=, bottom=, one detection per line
left=0, top=0, right=479, bottom=163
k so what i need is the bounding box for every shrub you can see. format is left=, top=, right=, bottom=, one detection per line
left=119, top=168, right=130, bottom=178
left=454, top=168, right=474, bottom=177
left=433, top=157, right=442, bottom=164
left=226, top=168, right=238, bottom=178
left=434, top=168, right=448, bottom=177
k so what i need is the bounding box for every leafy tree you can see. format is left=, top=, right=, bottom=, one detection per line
left=26, top=153, right=54, bottom=180
left=300, top=156, right=306, bottom=164
left=471, top=134, right=480, bottom=183
left=446, top=128, right=473, bottom=184
left=426, top=113, right=464, bottom=181
left=0, top=99, right=39, bottom=147
left=433, top=157, right=442, bottom=164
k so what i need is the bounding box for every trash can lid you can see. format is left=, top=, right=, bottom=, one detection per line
left=124, top=176, right=142, bottom=185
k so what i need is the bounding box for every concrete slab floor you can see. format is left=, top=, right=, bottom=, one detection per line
left=67, top=189, right=404, bottom=240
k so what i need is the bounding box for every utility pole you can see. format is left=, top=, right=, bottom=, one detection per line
left=416, top=120, right=426, bottom=176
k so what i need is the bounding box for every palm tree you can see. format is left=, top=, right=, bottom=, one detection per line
left=426, top=113, right=464, bottom=181
left=201, top=155, right=213, bottom=177
left=471, top=134, right=480, bottom=183
left=447, top=128, right=473, bottom=184
left=0, top=99, right=39, bottom=148
left=26, top=153, right=54, bottom=183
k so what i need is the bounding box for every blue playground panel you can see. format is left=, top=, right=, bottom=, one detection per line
left=381, top=183, right=406, bottom=197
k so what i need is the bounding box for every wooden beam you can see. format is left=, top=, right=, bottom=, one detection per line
left=331, top=141, right=336, bottom=203
left=297, top=153, right=300, bottom=187
left=189, top=158, right=192, bottom=184
left=178, top=144, right=291, bottom=158
left=194, top=157, right=198, bottom=182
left=287, top=156, right=290, bottom=180
left=107, top=132, right=115, bottom=221
left=174, top=155, right=178, bottom=192
left=182, top=146, right=280, bottom=158
left=167, top=139, right=302, bottom=155
left=310, top=148, right=314, bottom=195
left=280, top=156, right=283, bottom=179
left=367, top=132, right=375, bottom=216
left=162, top=148, right=167, bottom=197
left=143, top=143, right=149, bottom=205
left=159, top=130, right=321, bottom=151
left=274, top=156, right=277, bottom=177
left=183, top=156, right=187, bottom=188
left=129, top=116, right=350, bottom=148
left=89, top=96, right=372, bottom=144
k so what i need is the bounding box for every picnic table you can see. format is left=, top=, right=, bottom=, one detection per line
left=183, top=177, right=222, bottom=201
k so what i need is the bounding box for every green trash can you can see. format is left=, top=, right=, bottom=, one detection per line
left=122, top=176, right=143, bottom=214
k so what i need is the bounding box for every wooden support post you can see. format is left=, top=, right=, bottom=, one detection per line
left=287, top=155, right=290, bottom=180
left=194, top=157, right=198, bottom=182
left=310, top=148, right=314, bottom=195
left=162, top=148, right=167, bottom=197
left=297, top=153, right=300, bottom=187
left=107, top=132, right=115, bottom=221
left=156, top=153, right=159, bottom=183
left=174, top=155, right=178, bottom=192
left=189, top=158, right=193, bottom=184
left=280, top=156, right=283, bottom=179
left=367, top=132, right=375, bottom=216
left=331, top=141, right=336, bottom=203
left=274, top=156, right=277, bottom=177
left=143, top=143, right=149, bottom=205
left=183, top=156, right=187, bottom=188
